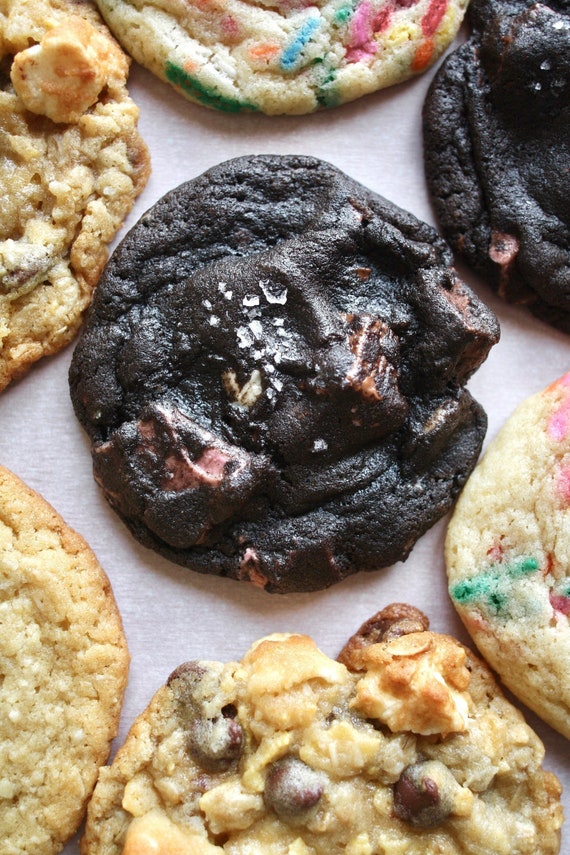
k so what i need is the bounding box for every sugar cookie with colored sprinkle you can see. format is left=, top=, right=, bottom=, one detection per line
left=94, top=0, right=469, bottom=114
left=446, top=373, right=570, bottom=739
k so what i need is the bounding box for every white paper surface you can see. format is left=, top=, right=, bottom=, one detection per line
left=0, top=50, right=568, bottom=852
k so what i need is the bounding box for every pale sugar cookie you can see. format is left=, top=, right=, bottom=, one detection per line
left=446, top=372, right=570, bottom=739
left=94, top=0, right=470, bottom=114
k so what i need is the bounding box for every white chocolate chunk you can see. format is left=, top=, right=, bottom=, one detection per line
left=351, top=632, right=471, bottom=735
left=11, top=16, right=128, bottom=123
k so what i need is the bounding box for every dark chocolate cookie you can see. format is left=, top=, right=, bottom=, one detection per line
left=423, top=0, right=570, bottom=331
left=69, top=154, right=499, bottom=593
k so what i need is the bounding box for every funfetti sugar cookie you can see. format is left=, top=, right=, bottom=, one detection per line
left=446, top=372, right=570, bottom=739
left=0, top=0, right=150, bottom=393
left=0, top=465, right=129, bottom=855
left=94, top=0, right=470, bottom=115
left=69, top=154, right=499, bottom=594
left=423, top=0, right=570, bottom=332
left=81, top=604, right=563, bottom=855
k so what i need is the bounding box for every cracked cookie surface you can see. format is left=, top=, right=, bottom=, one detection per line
left=81, top=604, right=563, bottom=855
left=446, top=372, right=570, bottom=739
left=0, top=0, right=150, bottom=392
left=69, top=154, right=499, bottom=593
left=0, top=465, right=129, bottom=855
left=94, top=0, right=469, bottom=115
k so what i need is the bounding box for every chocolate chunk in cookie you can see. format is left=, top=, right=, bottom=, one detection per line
left=423, top=0, right=570, bottom=331
left=70, top=154, right=499, bottom=593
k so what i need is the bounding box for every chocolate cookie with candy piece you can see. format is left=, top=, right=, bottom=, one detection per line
left=69, top=154, right=499, bottom=594
left=423, top=0, right=570, bottom=331
left=81, top=604, right=563, bottom=855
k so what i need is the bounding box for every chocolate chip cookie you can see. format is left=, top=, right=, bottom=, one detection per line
left=81, top=604, right=563, bottom=855
left=0, top=0, right=150, bottom=392
left=423, top=0, right=570, bottom=331
left=0, top=465, right=129, bottom=855
left=69, top=154, right=499, bottom=593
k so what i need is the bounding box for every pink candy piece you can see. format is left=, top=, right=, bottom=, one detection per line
left=547, top=373, right=570, bottom=442
left=550, top=591, right=570, bottom=616
left=555, top=463, right=570, bottom=504
left=164, top=446, right=230, bottom=491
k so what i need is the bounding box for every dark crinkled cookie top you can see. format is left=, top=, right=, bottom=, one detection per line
left=423, top=0, right=570, bottom=331
left=69, top=154, right=499, bottom=593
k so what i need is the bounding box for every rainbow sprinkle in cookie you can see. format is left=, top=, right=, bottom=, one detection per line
left=446, top=373, right=570, bottom=739
left=95, top=0, right=469, bottom=114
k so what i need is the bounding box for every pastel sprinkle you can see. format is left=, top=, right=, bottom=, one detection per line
left=451, top=556, right=540, bottom=616
left=281, top=17, right=320, bottom=70
left=345, top=1, right=380, bottom=62
left=556, top=462, right=570, bottom=504
left=548, top=402, right=570, bottom=441
left=335, top=4, right=353, bottom=24
left=315, top=63, right=340, bottom=107
left=350, top=2, right=373, bottom=41
left=411, top=37, right=434, bottom=71
left=546, top=374, right=570, bottom=442
left=550, top=591, right=570, bottom=616
left=421, top=0, right=447, bottom=36
left=164, top=61, right=258, bottom=112
left=220, top=15, right=241, bottom=42
left=249, top=42, right=281, bottom=63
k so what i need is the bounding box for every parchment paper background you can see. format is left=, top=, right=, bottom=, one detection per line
left=0, top=39, right=568, bottom=853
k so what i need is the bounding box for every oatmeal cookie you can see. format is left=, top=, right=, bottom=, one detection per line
left=423, top=0, right=570, bottom=331
left=69, top=154, right=499, bottom=594
left=94, top=0, right=470, bottom=114
left=446, top=372, right=570, bottom=739
left=0, top=0, right=150, bottom=392
left=0, top=465, right=129, bottom=855
left=81, top=604, right=563, bottom=854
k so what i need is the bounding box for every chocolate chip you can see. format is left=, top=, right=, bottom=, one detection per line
left=167, top=660, right=207, bottom=687
left=264, top=757, right=326, bottom=819
left=393, top=761, right=455, bottom=827
left=188, top=715, right=243, bottom=772
left=337, top=603, right=430, bottom=668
